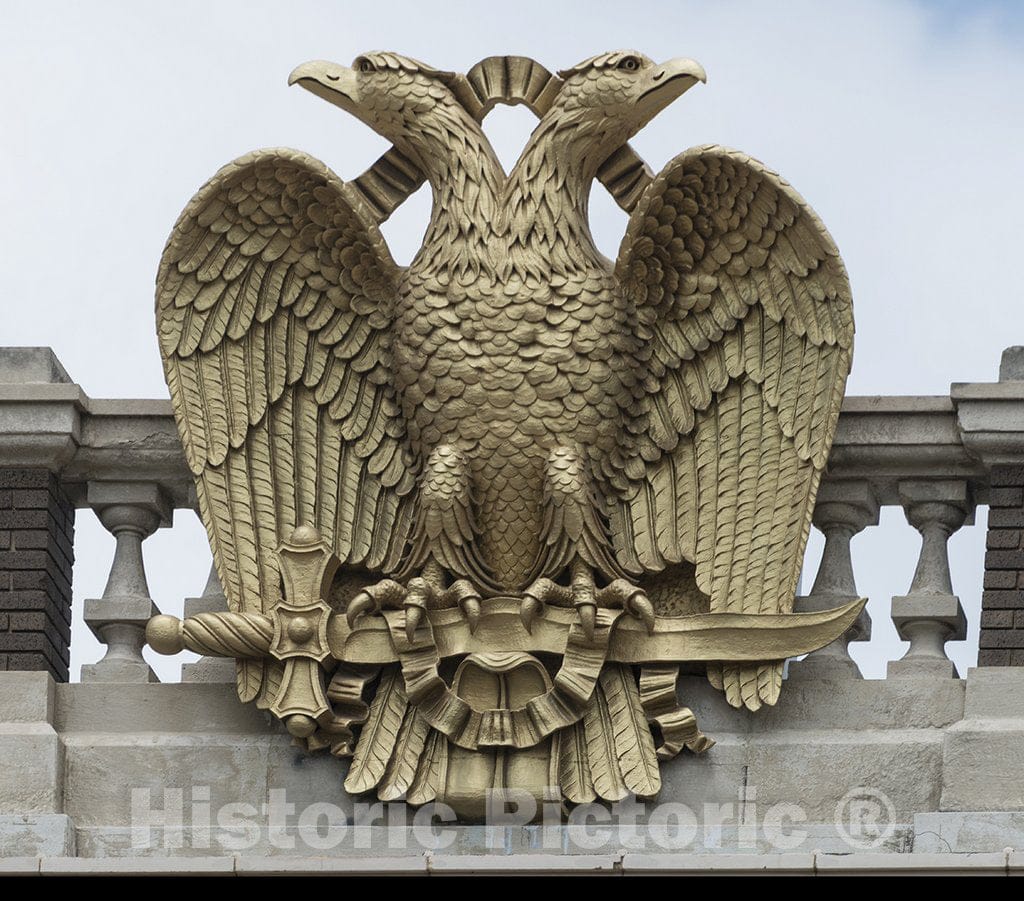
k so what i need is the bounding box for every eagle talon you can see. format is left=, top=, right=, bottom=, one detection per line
left=520, top=577, right=570, bottom=634
left=577, top=602, right=597, bottom=643
left=600, top=579, right=656, bottom=635
left=345, top=569, right=484, bottom=640
left=404, top=577, right=432, bottom=642
left=345, top=578, right=407, bottom=628
left=439, top=579, right=482, bottom=635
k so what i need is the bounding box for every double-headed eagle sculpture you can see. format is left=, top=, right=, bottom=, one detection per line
left=147, top=51, right=860, bottom=814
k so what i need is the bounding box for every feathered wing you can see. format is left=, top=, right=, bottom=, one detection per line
left=611, top=145, right=854, bottom=711
left=157, top=148, right=417, bottom=705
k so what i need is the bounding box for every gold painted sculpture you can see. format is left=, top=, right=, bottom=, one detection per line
left=147, top=51, right=859, bottom=813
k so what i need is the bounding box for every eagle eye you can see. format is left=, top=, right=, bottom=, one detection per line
left=618, top=56, right=641, bottom=72
left=357, top=57, right=375, bottom=73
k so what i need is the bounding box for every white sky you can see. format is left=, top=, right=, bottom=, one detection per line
left=2, top=0, right=1022, bottom=680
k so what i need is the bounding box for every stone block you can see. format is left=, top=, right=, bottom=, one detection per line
left=991, top=464, right=1024, bottom=487
left=0, top=857, right=40, bottom=874
left=0, top=672, right=54, bottom=723
left=980, top=631, right=1024, bottom=649
left=427, top=853, right=618, bottom=874
left=988, top=509, right=1024, bottom=529
left=914, top=811, right=1024, bottom=853
left=989, top=488, right=1024, bottom=508
left=987, top=529, right=1022, bottom=550
left=0, top=348, right=71, bottom=385
left=40, top=856, right=236, bottom=875
left=814, top=851, right=1007, bottom=874
left=891, top=593, right=966, bottom=638
left=982, top=610, right=1014, bottom=629
left=741, top=732, right=946, bottom=821
left=986, top=550, right=1024, bottom=570
left=656, top=734, right=748, bottom=811
left=79, top=659, right=158, bottom=684
left=55, top=683, right=274, bottom=735
left=0, top=726, right=62, bottom=814
left=85, top=481, right=172, bottom=527
left=982, top=588, right=1024, bottom=607
left=236, top=855, right=429, bottom=874
left=941, top=721, right=1024, bottom=811
left=620, top=851, right=815, bottom=874
left=180, top=657, right=236, bottom=683
left=887, top=657, right=958, bottom=679
left=61, top=734, right=272, bottom=829
left=687, top=674, right=964, bottom=733
left=263, top=738, right=358, bottom=817
left=0, top=814, right=75, bottom=856
left=961, top=667, right=1024, bottom=718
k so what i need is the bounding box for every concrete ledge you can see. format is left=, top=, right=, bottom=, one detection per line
left=814, top=850, right=1010, bottom=875
left=0, top=672, right=55, bottom=724
left=915, top=811, right=1024, bottom=852
left=427, top=853, right=619, bottom=874
left=621, top=851, right=814, bottom=874
left=0, top=383, right=994, bottom=512
left=39, top=855, right=236, bottom=875
left=0, top=815, right=74, bottom=857
left=236, top=855, right=428, bottom=875
left=0, top=857, right=41, bottom=874
left=1, top=851, right=1023, bottom=875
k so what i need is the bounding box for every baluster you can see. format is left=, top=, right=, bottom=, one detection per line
left=180, top=562, right=235, bottom=683
left=81, top=482, right=170, bottom=683
left=789, top=481, right=877, bottom=679
left=888, top=479, right=971, bottom=678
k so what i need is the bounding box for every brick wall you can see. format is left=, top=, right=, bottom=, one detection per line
left=980, top=465, right=1024, bottom=665
left=0, top=469, right=74, bottom=680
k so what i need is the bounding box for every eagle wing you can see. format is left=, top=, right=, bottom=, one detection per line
left=157, top=148, right=416, bottom=704
left=611, top=145, right=854, bottom=710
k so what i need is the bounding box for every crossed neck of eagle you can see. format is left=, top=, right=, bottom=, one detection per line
left=402, top=98, right=505, bottom=274
left=501, top=107, right=626, bottom=279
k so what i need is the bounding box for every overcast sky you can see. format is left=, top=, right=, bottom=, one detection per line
left=2, top=0, right=1021, bottom=680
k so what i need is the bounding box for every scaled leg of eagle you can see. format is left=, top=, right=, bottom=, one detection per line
left=346, top=445, right=486, bottom=641
left=520, top=447, right=654, bottom=641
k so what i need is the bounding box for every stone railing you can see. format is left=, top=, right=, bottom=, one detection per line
left=7, top=345, right=1024, bottom=868
left=3, top=345, right=1024, bottom=683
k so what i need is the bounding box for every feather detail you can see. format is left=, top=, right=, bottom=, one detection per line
left=406, top=729, right=448, bottom=807
left=344, top=667, right=408, bottom=795
left=612, top=146, right=853, bottom=711
left=156, top=149, right=415, bottom=672
left=235, top=659, right=263, bottom=704
left=583, top=682, right=629, bottom=802
left=557, top=721, right=596, bottom=804
left=600, top=664, right=661, bottom=798
left=378, top=707, right=432, bottom=802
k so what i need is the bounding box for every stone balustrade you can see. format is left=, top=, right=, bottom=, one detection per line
left=6, top=345, right=1024, bottom=684
left=4, top=345, right=1024, bottom=868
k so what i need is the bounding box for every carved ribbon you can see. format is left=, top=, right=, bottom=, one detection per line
left=638, top=664, right=715, bottom=760
left=379, top=606, right=625, bottom=751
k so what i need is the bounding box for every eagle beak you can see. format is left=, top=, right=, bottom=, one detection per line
left=288, top=60, right=361, bottom=113
left=639, top=57, right=707, bottom=111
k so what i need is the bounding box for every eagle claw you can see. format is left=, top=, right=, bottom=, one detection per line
left=345, top=574, right=483, bottom=641
left=603, top=578, right=656, bottom=635
left=520, top=571, right=655, bottom=641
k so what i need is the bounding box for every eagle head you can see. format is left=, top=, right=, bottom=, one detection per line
left=288, top=51, right=479, bottom=159
left=553, top=50, right=706, bottom=152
